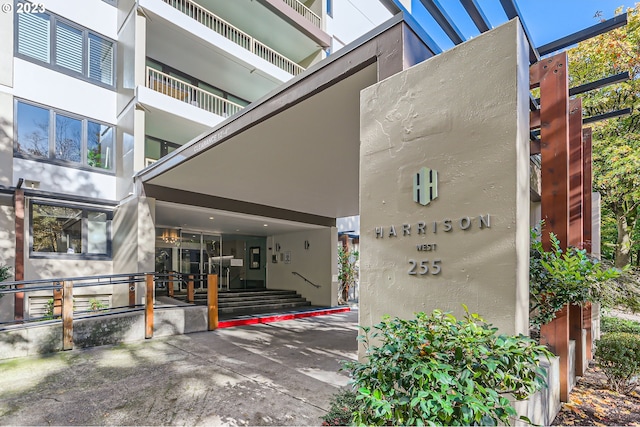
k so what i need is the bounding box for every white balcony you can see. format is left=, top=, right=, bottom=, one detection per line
left=160, top=0, right=304, bottom=76
left=146, top=67, right=244, bottom=118
left=281, top=0, right=321, bottom=28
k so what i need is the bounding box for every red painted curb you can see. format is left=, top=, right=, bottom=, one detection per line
left=217, top=306, right=351, bottom=328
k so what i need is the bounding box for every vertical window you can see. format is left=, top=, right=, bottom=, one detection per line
left=16, top=102, right=50, bottom=157
left=55, top=21, right=83, bottom=74
left=87, top=121, right=113, bottom=169
left=88, top=34, right=114, bottom=85
left=87, top=211, right=108, bottom=254
left=32, top=204, right=83, bottom=254
left=54, top=114, right=82, bottom=162
left=17, top=12, right=50, bottom=63
left=327, top=0, right=333, bottom=17
left=31, top=202, right=112, bottom=258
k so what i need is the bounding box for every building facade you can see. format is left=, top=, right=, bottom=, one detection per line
left=0, top=0, right=398, bottom=320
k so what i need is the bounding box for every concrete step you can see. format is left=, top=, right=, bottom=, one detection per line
left=219, top=298, right=308, bottom=309
left=218, top=301, right=312, bottom=314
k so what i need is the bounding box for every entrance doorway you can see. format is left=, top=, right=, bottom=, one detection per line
left=154, top=228, right=266, bottom=290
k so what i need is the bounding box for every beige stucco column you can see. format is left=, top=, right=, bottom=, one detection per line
left=359, top=18, right=531, bottom=343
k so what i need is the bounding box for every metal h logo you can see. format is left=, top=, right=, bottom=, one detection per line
left=413, top=167, right=438, bottom=206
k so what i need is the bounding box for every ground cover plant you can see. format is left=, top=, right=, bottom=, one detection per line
left=341, top=309, right=552, bottom=426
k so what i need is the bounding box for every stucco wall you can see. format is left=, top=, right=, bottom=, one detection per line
left=267, top=227, right=338, bottom=306
left=359, top=19, right=530, bottom=336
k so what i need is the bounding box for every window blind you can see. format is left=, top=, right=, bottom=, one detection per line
left=17, top=12, right=50, bottom=63
left=88, top=34, right=114, bottom=85
left=55, top=22, right=83, bottom=74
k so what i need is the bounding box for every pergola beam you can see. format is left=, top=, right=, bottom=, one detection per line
left=419, top=0, right=465, bottom=45
left=499, top=0, right=540, bottom=63
left=538, top=14, right=628, bottom=56
left=460, top=0, right=491, bottom=33
left=583, top=108, right=632, bottom=124
left=569, top=72, right=630, bottom=96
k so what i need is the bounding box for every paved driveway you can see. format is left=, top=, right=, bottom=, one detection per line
left=0, top=310, right=359, bottom=426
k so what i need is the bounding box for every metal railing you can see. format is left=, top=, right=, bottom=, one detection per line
left=161, top=0, right=305, bottom=76
left=281, top=0, right=321, bottom=28
left=0, top=272, right=220, bottom=351
left=146, top=67, right=244, bottom=118
left=292, top=271, right=321, bottom=288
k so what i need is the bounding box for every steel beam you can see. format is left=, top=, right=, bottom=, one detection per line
left=538, top=14, right=628, bottom=56
left=499, top=0, right=540, bottom=63
left=569, top=72, right=630, bottom=96
left=583, top=108, right=632, bottom=124
left=460, top=0, right=491, bottom=33
left=419, top=0, right=465, bottom=44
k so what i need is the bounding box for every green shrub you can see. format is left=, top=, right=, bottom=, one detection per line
left=601, top=316, right=640, bottom=335
left=530, top=228, right=621, bottom=327
left=344, top=309, right=552, bottom=426
left=595, top=332, right=640, bottom=394
left=321, top=389, right=358, bottom=426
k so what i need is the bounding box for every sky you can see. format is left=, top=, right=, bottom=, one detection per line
left=409, top=0, right=639, bottom=53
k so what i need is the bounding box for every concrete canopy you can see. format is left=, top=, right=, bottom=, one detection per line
left=137, top=13, right=434, bottom=232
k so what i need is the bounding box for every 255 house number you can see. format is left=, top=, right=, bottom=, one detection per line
left=408, top=259, right=442, bottom=275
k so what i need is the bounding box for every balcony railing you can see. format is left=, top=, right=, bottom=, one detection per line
left=282, top=0, right=321, bottom=28
left=146, top=67, right=245, bottom=118
left=161, top=0, right=305, bottom=76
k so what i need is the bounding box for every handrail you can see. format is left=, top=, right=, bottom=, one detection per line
left=291, top=271, right=321, bottom=288
left=146, top=67, right=244, bottom=118
left=161, top=0, right=304, bottom=76
left=281, top=0, right=321, bottom=28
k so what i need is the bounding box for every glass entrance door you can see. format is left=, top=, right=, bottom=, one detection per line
left=178, top=231, right=222, bottom=290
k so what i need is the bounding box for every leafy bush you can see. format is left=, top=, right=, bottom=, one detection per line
left=0, top=265, right=11, bottom=299
left=321, top=389, right=358, bottom=426
left=530, top=228, right=621, bottom=327
left=89, top=298, right=108, bottom=311
left=601, top=316, right=640, bottom=335
left=344, top=309, right=552, bottom=426
left=595, top=332, right=640, bottom=394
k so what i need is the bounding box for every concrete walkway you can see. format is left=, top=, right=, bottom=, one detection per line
left=0, top=310, right=359, bottom=426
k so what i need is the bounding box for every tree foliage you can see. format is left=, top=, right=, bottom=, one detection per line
left=337, top=246, right=358, bottom=305
left=568, top=5, right=640, bottom=267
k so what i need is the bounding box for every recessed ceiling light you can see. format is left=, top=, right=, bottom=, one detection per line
left=209, top=216, right=214, bottom=220
left=235, top=229, right=240, bottom=232
left=263, top=224, right=268, bottom=227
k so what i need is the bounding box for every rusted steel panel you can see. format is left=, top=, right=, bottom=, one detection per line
left=583, top=128, right=593, bottom=253
left=569, top=98, right=584, bottom=248
left=540, top=304, right=570, bottom=402
left=583, top=302, right=593, bottom=360
left=569, top=304, right=586, bottom=376
left=529, top=61, right=542, bottom=89
left=62, top=281, right=74, bottom=350
left=530, top=109, right=540, bottom=130
left=145, top=274, right=154, bottom=339
left=14, top=189, right=24, bottom=320
left=187, top=275, right=194, bottom=304
left=53, top=285, right=62, bottom=317
left=539, top=52, right=570, bottom=251
left=129, top=276, right=136, bottom=308
left=168, top=272, right=175, bottom=297
left=208, top=275, right=218, bottom=331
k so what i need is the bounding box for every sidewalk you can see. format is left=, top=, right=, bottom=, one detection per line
left=0, top=309, right=359, bottom=426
